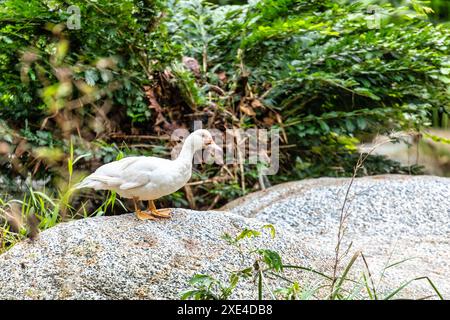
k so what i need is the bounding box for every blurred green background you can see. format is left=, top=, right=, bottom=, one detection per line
left=0, top=0, right=449, bottom=250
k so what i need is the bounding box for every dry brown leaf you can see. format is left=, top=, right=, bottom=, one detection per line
left=14, top=139, right=29, bottom=158
left=184, top=184, right=196, bottom=209
left=27, top=213, right=40, bottom=241
left=0, top=142, right=10, bottom=154
left=263, top=117, right=275, bottom=126
left=218, top=71, right=227, bottom=83
left=154, top=112, right=167, bottom=126
left=3, top=203, right=23, bottom=233
left=251, top=99, right=263, bottom=108
left=240, top=103, right=256, bottom=116
left=143, top=86, right=162, bottom=113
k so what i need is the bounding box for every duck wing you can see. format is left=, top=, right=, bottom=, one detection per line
left=77, top=156, right=162, bottom=190
left=118, top=157, right=171, bottom=190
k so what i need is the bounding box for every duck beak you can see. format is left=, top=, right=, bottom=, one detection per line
left=210, top=142, right=222, bottom=153
left=206, top=139, right=222, bottom=152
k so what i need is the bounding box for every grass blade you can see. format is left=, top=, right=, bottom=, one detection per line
left=331, top=251, right=360, bottom=299
left=384, top=276, right=444, bottom=300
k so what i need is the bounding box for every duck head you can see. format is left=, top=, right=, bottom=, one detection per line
left=178, top=129, right=222, bottom=161
left=187, top=129, right=221, bottom=153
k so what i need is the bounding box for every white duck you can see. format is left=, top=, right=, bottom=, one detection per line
left=76, top=129, right=221, bottom=220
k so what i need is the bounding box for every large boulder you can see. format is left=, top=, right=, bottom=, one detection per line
left=0, top=175, right=448, bottom=299
left=223, top=175, right=450, bottom=298
left=0, top=210, right=328, bottom=300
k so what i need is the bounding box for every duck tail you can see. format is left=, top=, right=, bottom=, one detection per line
left=75, top=174, right=118, bottom=190
left=75, top=175, right=100, bottom=190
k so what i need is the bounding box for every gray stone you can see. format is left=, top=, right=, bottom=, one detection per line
left=0, top=210, right=328, bottom=300
left=0, top=174, right=448, bottom=299
left=224, top=174, right=450, bottom=299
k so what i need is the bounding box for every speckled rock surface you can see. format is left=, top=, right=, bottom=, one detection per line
left=223, top=175, right=450, bottom=298
left=0, top=175, right=448, bottom=299
left=0, top=210, right=328, bottom=300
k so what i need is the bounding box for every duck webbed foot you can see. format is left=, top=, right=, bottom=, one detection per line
left=133, top=197, right=156, bottom=221
left=150, top=208, right=172, bottom=218
left=136, top=209, right=157, bottom=221
left=146, top=200, right=172, bottom=219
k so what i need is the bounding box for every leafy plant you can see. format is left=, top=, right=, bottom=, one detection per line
left=163, top=0, right=448, bottom=196
left=1, top=0, right=448, bottom=214
left=181, top=224, right=288, bottom=300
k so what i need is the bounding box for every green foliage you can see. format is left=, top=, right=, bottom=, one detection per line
left=430, top=0, right=450, bottom=22
left=383, top=0, right=450, bottom=22
left=181, top=273, right=240, bottom=300
left=182, top=224, right=287, bottom=300
left=168, top=0, right=448, bottom=181
left=0, top=146, right=126, bottom=254
left=0, top=0, right=180, bottom=202
left=0, top=0, right=448, bottom=215
left=0, top=0, right=177, bottom=122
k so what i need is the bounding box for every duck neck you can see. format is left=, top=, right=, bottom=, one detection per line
left=175, top=136, right=198, bottom=163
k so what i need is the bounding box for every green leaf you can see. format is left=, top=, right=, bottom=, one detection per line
left=189, top=274, right=216, bottom=286
left=345, top=119, right=355, bottom=132
left=354, top=87, right=380, bottom=101
left=236, top=228, right=261, bottom=241
left=262, top=224, right=276, bottom=238
left=257, top=249, right=283, bottom=272
left=84, top=69, right=99, bottom=86
left=356, top=118, right=367, bottom=130
left=318, top=120, right=330, bottom=133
